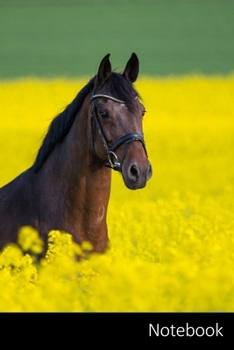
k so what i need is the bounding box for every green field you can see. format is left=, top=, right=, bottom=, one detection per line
left=0, top=0, right=234, bottom=78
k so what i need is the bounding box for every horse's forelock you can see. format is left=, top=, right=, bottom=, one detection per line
left=103, top=72, right=139, bottom=111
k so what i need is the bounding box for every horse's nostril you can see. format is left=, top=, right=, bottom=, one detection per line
left=130, top=165, right=139, bottom=180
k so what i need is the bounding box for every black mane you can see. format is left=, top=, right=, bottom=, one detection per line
left=33, top=72, right=138, bottom=172
left=33, top=77, right=95, bottom=172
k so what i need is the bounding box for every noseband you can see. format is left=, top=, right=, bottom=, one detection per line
left=90, top=93, right=148, bottom=170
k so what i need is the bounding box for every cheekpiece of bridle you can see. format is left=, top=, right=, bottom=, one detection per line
left=90, top=93, right=148, bottom=170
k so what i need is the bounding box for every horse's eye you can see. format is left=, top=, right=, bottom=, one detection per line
left=142, top=109, right=146, bottom=117
left=99, top=110, right=109, bottom=119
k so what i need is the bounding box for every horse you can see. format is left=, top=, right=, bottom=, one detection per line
left=0, top=53, right=152, bottom=254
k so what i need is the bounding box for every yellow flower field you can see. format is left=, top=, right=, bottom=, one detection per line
left=0, top=76, right=234, bottom=311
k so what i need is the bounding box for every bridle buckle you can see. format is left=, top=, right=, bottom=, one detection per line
left=108, top=151, right=121, bottom=169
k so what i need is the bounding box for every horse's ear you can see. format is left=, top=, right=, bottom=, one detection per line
left=123, top=53, right=139, bottom=83
left=96, top=53, right=112, bottom=87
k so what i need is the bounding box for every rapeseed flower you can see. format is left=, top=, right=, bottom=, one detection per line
left=0, top=76, right=233, bottom=311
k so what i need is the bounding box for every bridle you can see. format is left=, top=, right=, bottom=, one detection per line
left=90, top=93, right=148, bottom=170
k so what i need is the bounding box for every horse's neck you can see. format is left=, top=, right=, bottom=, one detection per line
left=61, top=95, right=112, bottom=204
left=40, top=95, right=111, bottom=251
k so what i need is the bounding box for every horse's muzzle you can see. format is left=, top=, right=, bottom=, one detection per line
left=122, top=159, right=152, bottom=190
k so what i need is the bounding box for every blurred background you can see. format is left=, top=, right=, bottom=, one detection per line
left=0, top=0, right=233, bottom=79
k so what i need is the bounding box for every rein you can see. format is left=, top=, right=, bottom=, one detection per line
left=90, top=93, right=147, bottom=170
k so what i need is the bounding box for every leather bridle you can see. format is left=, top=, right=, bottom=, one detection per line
left=90, top=93, right=148, bottom=170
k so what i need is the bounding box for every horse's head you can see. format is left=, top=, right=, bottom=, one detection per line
left=90, top=53, right=152, bottom=190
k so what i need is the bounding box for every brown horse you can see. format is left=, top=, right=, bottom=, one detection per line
left=0, top=53, right=152, bottom=253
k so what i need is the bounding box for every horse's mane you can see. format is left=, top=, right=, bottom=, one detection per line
left=33, top=72, right=138, bottom=172
left=33, top=77, right=95, bottom=172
